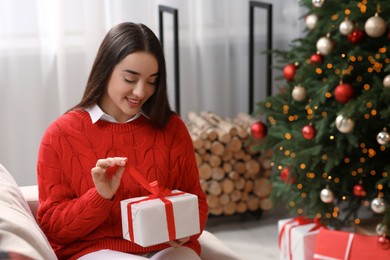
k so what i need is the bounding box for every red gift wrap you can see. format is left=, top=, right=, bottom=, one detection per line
left=314, top=228, right=390, bottom=260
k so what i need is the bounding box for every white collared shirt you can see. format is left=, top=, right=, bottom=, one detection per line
left=85, top=104, right=142, bottom=124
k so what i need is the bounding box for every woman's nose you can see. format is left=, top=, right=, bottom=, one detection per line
left=133, top=81, right=146, bottom=98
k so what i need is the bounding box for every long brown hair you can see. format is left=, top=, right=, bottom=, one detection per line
left=70, top=22, right=173, bottom=129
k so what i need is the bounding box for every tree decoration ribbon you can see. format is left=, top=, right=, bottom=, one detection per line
left=278, top=216, right=323, bottom=260
left=126, top=166, right=184, bottom=243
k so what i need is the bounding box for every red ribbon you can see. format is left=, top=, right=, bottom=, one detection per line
left=126, top=166, right=183, bottom=244
left=278, top=216, right=323, bottom=260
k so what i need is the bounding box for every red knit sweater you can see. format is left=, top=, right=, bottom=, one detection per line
left=37, top=110, right=208, bottom=260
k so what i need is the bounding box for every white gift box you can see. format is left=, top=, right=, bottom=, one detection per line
left=278, top=217, right=320, bottom=260
left=121, top=190, right=200, bottom=247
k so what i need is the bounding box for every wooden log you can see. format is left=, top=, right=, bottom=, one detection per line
left=211, top=167, right=225, bottom=181
left=221, top=178, right=234, bottom=194
left=262, top=169, right=272, bottom=178
left=226, top=136, right=242, bottom=152
left=236, top=201, right=248, bottom=214
left=247, top=195, right=260, bottom=211
left=233, top=150, right=246, bottom=161
left=223, top=162, right=232, bottom=173
left=227, top=171, right=239, bottom=180
left=209, top=154, right=222, bottom=167
left=260, top=158, right=273, bottom=170
left=200, top=179, right=208, bottom=192
left=209, top=204, right=223, bottom=216
left=223, top=201, right=237, bottom=215
left=200, top=111, right=238, bottom=136
left=243, top=179, right=254, bottom=193
left=234, top=177, right=246, bottom=190
left=206, top=194, right=219, bottom=208
left=230, top=190, right=242, bottom=202
left=260, top=197, right=273, bottom=211
left=219, top=193, right=230, bottom=206
left=208, top=180, right=222, bottom=196
left=210, top=141, right=224, bottom=156
left=246, top=159, right=261, bottom=175
left=198, top=163, right=212, bottom=180
left=254, top=178, right=273, bottom=198
left=189, top=132, right=203, bottom=150
left=187, top=111, right=218, bottom=140
left=234, top=161, right=246, bottom=174
left=221, top=150, right=233, bottom=162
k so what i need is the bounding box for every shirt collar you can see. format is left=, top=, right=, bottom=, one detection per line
left=85, top=104, right=142, bottom=124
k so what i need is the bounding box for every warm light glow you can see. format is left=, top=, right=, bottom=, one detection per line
left=344, top=158, right=350, bottom=163
left=316, top=68, right=323, bottom=74
left=330, top=135, right=335, bottom=140
left=371, top=110, right=377, bottom=116
left=265, top=102, right=271, bottom=108
left=325, top=92, right=332, bottom=98
left=322, top=154, right=328, bottom=160
left=285, top=133, right=292, bottom=140
left=378, top=184, right=383, bottom=190
left=301, top=193, right=307, bottom=198
left=354, top=218, right=361, bottom=224
left=297, top=184, right=303, bottom=189
left=300, top=164, right=306, bottom=169
left=345, top=9, right=351, bottom=15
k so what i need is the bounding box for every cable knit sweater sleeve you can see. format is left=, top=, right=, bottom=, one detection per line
left=36, top=117, right=116, bottom=245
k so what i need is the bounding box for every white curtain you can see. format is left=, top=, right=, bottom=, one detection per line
left=0, top=0, right=304, bottom=185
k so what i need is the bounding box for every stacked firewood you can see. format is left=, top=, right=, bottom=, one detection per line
left=185, top=111, right=273, bottom=216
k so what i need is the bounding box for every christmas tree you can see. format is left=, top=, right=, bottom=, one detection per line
left=252, top=0, right=390, bottom=239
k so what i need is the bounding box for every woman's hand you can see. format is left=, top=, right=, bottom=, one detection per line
left=167, top=237, right=190, bottom=248
left=91, top=157, right=127, bottom=200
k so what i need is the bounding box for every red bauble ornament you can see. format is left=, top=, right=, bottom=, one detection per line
left=283, top=64, right=297, bottom=81
left=348, top=28, right=366, bottom=44
left=310, top=53, right=324, bottom=65
left=334, top=83, right=354, bottom=104
left=377, top=236, right=390, bottom=250
left=353, top=184, right=365, bottom=197
left=280, top=167, right=295, bottom=184
left=250, top=121, right=268, bottom=139
left=302, top=125, right=316, bottom=140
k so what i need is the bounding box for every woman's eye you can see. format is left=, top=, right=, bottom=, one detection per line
left=124, top=78, right=136, bottom=83
left=147, top=81, right=157, bottom=86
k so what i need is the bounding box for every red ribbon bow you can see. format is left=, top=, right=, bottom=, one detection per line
left=126, top=166, right=184, bottom=244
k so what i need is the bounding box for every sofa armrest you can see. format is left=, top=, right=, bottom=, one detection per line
left=20, top=185, right=39, bottom=220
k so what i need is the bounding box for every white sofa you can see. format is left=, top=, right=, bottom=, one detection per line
left=0, top=163, right=240, bottom=260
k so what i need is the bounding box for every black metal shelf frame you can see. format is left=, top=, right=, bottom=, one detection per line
left=249, top=1, right=273, bottom=114
left=158, top=5, right=180, bottom=116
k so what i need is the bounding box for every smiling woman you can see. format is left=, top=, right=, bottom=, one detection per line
left=36, top=22, right=209, bottom=260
